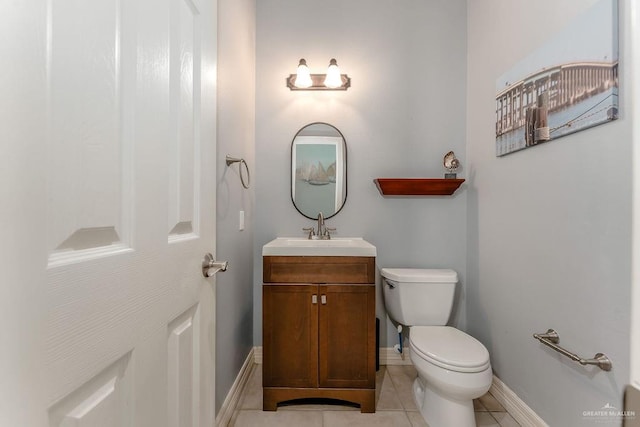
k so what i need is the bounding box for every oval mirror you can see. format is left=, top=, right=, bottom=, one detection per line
left=291, top=122, right=347, bottom=219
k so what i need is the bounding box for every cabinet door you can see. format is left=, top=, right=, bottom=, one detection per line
left=263, top=284, right=319, bottom=387
left=318, top=285, right=376, bottom=389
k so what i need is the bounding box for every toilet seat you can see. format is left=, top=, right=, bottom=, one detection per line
left=410, top=326, right=490, bottom=373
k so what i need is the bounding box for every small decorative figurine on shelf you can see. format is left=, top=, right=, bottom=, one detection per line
left=443, top=151, right=460, bottom=179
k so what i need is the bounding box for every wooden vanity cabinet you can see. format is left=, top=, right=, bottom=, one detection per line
left=262, top=256, right=376, bottom=413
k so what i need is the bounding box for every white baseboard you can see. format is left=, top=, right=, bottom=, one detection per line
left=490, top=375, right=548, bottom=427
left=379, top=346, right=413, bottom=365
left=215, top=347, right=255, bottom=427
left=253, top=346, right=262, bottom=364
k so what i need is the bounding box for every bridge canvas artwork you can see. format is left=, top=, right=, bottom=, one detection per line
left=495, top=0, right=618, bottom=156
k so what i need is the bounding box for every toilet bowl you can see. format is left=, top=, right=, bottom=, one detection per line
left=410, top=326, right=492, bottom=427
left=381, top=268, right=492, bottom=427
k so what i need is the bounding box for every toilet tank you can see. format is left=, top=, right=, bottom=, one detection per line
left=381, top=268, right=458, bottom=326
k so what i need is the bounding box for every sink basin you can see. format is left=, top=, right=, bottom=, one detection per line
left=262, top=237, right=377, bottom=257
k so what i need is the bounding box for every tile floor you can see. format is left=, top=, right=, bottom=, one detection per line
left=228, top=364, right=521, bottom=427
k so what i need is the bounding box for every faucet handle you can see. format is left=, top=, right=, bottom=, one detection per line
left=302, top=227, right=315, bottom=239
left=324, top=227, right=337, bottom=239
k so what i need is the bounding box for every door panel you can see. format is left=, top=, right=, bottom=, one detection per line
left=47, top=0, right=133, bottom=267
left=168, top=305, right=200, bottom=427
left=168, top=0, right=200, bottom=240
left=1, top=0, right=217, bottom=425
left=48, top=352, right=133, bottom=427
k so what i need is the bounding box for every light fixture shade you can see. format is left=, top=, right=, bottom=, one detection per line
left=323, top=58, right=342, bottom=88
left=294, top=58, right=312, bottom=88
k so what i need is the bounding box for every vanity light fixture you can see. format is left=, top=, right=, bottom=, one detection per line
left=287, top=58, right=351, bottom=91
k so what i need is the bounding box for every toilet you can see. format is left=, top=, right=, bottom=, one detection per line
left=381, top=268, right=492, bottom=427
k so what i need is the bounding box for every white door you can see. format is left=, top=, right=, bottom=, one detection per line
left=1, top=0, right=217, bottom=426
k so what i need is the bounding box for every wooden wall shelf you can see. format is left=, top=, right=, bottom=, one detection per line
left=374, top=178, right=465, bottom=196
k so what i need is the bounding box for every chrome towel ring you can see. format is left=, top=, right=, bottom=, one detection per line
left=225, top=155, right=250, bottom=189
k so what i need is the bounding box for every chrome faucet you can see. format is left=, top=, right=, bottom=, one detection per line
left=302, top=212, right=336, bottom=240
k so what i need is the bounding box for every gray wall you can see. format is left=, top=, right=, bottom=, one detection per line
left=254, top=0, right=468, bottom=347
left=466, top=1, right=632, bottom=426
left=216, top=0, right=256, bottom=413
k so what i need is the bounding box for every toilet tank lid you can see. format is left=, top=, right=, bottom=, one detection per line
left=381, top=268, right=458, bottom=283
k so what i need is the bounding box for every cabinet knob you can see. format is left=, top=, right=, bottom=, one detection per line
left=312, top=294, right=318, bottom=304
left=321, top=295, right=327, bottom=305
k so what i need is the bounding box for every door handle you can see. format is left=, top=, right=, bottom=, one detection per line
left=202, top=253, right=228, bottom=277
